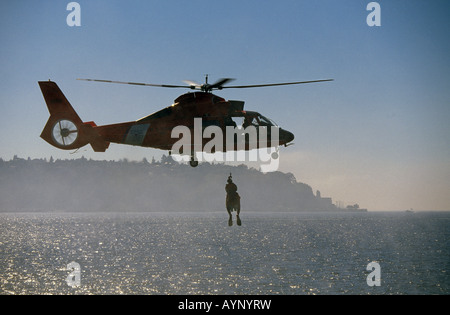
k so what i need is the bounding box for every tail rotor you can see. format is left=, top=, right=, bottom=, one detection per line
left=52, top=119, right=79, bottom=147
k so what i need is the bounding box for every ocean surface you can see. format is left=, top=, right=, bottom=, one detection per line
left=1, top=211, right=449, bottom=295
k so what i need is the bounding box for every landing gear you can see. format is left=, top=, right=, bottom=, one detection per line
left=170, top=150, right=199, bottom=167
left=189, top=156, right=198, bottom=167
left=189, top=159, right=198, bottom=167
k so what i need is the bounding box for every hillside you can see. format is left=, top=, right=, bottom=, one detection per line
left=0, top=156, right=338, bottom=212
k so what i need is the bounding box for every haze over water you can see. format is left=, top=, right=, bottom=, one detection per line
left=1, top=211, right=448, bottom=295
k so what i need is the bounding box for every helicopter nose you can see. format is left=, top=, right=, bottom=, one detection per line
left=280, top=129, right=295, bottom=145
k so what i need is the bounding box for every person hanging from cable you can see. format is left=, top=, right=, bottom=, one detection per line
left=225, top=173, right=241, bottom=226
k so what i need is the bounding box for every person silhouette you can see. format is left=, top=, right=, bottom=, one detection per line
left=225, top=173, right=241, bottom=226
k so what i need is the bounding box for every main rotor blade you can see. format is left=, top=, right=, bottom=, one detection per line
left=77, top=78, right=334, bottom=91
left=210, top=78, right=235, bottom=89
left=183, top=80, right=202, bottom=87
left=77, top=78, right=191, bottom=89
left=221, top=79, right=334, bottom=89
left=182, top=78, right=235, bottom=90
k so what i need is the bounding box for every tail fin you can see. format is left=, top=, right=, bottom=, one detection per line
left=39, top=81, right=109, bottom=152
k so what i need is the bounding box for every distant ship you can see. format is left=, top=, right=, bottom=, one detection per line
left=345, top=204, right=368, bottom=212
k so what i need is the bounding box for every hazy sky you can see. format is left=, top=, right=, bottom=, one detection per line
left=1, top=1, right=449, bottom=210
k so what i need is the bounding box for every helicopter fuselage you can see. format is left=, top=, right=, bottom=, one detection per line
left=94, top=91, right=294, bottom=153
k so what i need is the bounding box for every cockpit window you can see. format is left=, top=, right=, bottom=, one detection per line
left=230, top=112, right=277, bottom=128
left=258, top=115, right=278, bottom=126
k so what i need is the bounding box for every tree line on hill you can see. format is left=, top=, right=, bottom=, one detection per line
left=0, top=155, right=338, bottom=212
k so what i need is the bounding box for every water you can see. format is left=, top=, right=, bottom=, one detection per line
left=1, top=211, right=449, bottom=295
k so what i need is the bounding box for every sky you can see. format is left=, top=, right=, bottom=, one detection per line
left=1, top=0, right=449, bottom=211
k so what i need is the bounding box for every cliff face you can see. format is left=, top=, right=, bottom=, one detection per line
left=0, top=157, right=337, bottom=212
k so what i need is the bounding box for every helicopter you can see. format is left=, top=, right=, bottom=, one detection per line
left=38, top=76, right=332, bottom=167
